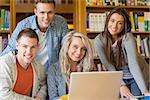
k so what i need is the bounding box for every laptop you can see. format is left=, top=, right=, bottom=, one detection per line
left=68, top=71, right=123, bottom=100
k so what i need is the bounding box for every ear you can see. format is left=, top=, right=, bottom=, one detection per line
left=16, top=41, right=19, bottom=50
left=34, top=8, right=37, bottom=15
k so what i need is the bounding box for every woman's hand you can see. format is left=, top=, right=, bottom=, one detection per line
left=120, top=85, right=132, bottom=99
left=144, top=92, right=150, bottom=96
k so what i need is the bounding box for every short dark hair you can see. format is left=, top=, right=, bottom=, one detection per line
left=16, top=28, right=39, bottom=43
left=35, top=0, right=55, bottom=6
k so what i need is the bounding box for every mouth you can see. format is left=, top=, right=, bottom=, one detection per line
left=24, top=55, right=32, bottom=59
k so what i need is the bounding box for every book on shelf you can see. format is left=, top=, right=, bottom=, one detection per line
left=0, top=36, right=2, bottom=53
left=143, top=37, right=150, bottom=57
left=15, top=0, right=72, bottom=4
left=0, top=9, right=10, bottom=31
left=0, top=36, right=8, bottom=53
left=135, top=35, right=150, bottom=57
left=137, top=12, right=144, bottom=32
left=88, top=12, right=107, bottom=32
left=1, top=9, right=5, bottom=31
left=86, top=0, right=149, bottom=6
left=129, top=11, right=150, bottom=32
left=144, top=12, right=150, bottom=32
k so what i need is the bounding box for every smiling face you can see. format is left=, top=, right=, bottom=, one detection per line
left=16, top=36, right=39, bottom=67
left=67, top=37, right=87, bottom=63
left=108, top=13, right=124, bottom=40
left=34, top=2, right=55, bottom=32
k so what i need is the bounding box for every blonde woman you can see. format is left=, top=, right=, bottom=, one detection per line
left=47, top=31, right=95, bottom=100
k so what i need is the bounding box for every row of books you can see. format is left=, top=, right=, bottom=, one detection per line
left=87, top=11, right=150, bottom=32
left=87, top=12, right=107, bottom=32
left=136, top=35, right=150, bottom=57
left=130, top=12, right=150, bottom=32
left=0, top=36, right=9, bottom=53
left=0, top=9, right=10, bottom=31
left=15, top=0, right=73, bottom=4
left=86, top=0, right=150, bottom=6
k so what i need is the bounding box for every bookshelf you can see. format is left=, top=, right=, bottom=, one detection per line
left=13, top=0, right=74, bottom=30
left=0, top=0, right=13, bottom=52
left=74, top=0, right=150, bottom=65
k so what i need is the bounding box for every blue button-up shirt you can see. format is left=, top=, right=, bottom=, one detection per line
left=0, top=15, right=69, bottom=71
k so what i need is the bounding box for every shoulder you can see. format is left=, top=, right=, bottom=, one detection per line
left=31, top=60, right=45, bottom=71
left=122, top=32, right=134, bottom=41
left=94, top=33, right=104, bottom=45
left=0, top=52, right=16, bottom=71
left=48, top=62, right=61, bottom=75
left=54, top=15, right=66, bottom=21
left=53, top=15, right=67, bottom=24
left=17, top=15, right=36, bottom=26
left=0, top=51, right=15, bottom=63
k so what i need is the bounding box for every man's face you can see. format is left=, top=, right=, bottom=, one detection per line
left=34, top=3, right=55, bottom=31
left=16, top=36, right=39, bottom=66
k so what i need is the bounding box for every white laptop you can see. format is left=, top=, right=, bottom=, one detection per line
left=68, top=71, right=123, bottom=100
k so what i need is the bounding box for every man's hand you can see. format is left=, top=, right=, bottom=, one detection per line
left=34, top=96, right=41, bottom=100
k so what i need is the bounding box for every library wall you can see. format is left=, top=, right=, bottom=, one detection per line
left=74, top=0, right=150, bottom=67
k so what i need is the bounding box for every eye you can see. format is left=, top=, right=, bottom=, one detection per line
left=22, top=45, right=27, bottom=48
left=110, top=19, right=115, bottom=23
left=39, top=11, right=45, bottom=14
left=73, top=45, right=78, bottom=49
left=47, top=11, right=54, bottom=15
left=118, top=22, right=123, bottom=25
left=31, top=46, right=36, bottom=49
left=82, top=47, right=87, bottom=52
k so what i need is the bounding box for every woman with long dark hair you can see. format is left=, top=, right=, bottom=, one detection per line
left=94, top=7, right=149, bottom=99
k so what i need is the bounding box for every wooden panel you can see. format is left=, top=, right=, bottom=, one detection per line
left=15, top=4, right=73, bottom=13
left=73, top=0, right=86, bottom=34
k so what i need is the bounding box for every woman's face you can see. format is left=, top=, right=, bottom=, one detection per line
left=108, top=13, right=124, bottom=39
left=68, top=37, right=87, bottom=62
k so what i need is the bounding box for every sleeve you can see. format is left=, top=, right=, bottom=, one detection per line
left=94, top=35, right=116, bottom=71
left=0, top=60, right=33, bottom=100
left=94, top=35, right=126, bottom=85
left=123, top=33, right=148, bottom=94
left=36, top=64, right=47, bottom=100
left=0, top=22, right=24, bottom=56
left=47, top=64, right=60, bottom=100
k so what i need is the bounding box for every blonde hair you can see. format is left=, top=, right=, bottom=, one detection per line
left=59, top=31, right=95, bottom=86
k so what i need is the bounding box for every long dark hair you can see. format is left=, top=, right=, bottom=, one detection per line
left=100, top=7, right=131, bottom=70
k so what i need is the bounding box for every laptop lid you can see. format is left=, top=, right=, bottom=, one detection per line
left=69, top=71, right=123, bottom=100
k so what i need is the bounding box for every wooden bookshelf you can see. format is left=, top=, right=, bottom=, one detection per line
left=74, top=0, right=150, bottom=64
left=0, top=0, right=13, bottom=52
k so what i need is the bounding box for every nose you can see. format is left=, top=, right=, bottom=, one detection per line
left=26, top=47, right=31, bottom=54
left=44, top=13, right=48, bottom=19
left=76, top=48, right=81, bottom=55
